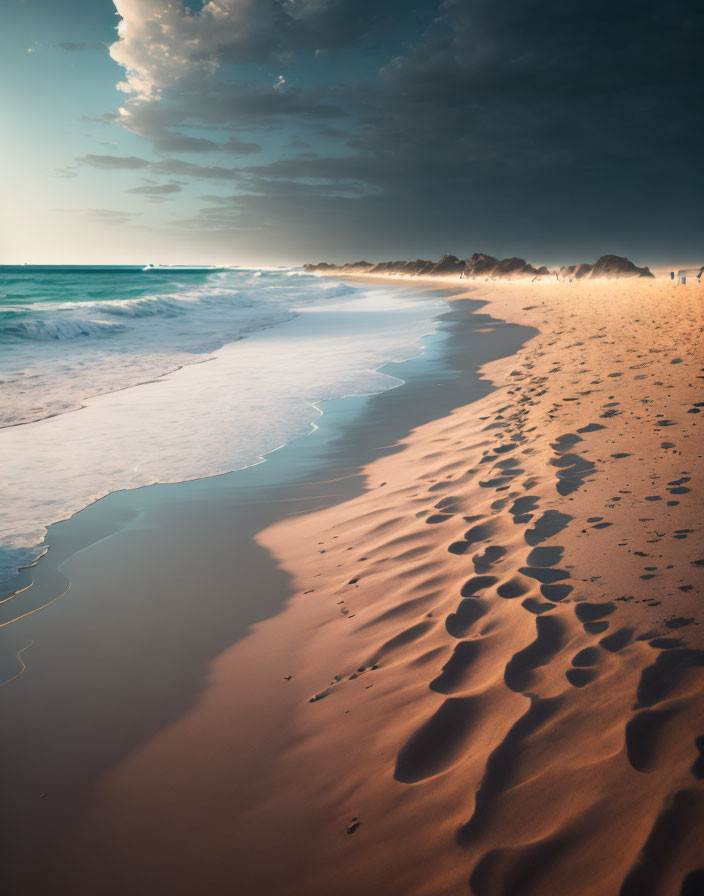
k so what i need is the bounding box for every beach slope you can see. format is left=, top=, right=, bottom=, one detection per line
left=60, top=276, right=704, bottom=895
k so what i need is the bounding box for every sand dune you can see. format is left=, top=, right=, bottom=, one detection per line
left=64, top=276, right=703, bottom=895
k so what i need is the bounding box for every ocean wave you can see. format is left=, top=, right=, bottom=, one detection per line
left=320, top=283, right=358, bottom=299
left=2, top=318, right=125, bottom=341
left=6, top=288, right=245, bottom=320
left=100, top=295, right=188, bottom=318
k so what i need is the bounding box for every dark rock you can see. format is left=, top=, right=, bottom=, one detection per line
left=590, top=254, right=654, bottom=278
left=559, top=254, right=654, bottom=280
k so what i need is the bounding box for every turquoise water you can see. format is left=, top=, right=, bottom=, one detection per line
left=0, top=265, right=446, bottom=584
left=0, top=265, right=337, bottom=426
left=0, top=265, right=218, bottom=351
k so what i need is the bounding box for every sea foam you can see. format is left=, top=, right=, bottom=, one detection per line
left=0, top=267, right=445, bottom=585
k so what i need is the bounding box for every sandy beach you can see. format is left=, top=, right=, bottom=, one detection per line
left=8, top=274, right=699, bottom=895
left=7, top=1, right=704, bottom=892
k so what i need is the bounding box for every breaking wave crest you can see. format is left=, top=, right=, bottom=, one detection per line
left=3, top=318, right=125, bottom=341
left=100, top=295, right=188, bottom=318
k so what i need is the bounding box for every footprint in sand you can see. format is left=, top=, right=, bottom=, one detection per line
left=504, top=616, right=565, bottom=692
left=460, top=575, right=498, bottom=596
left=551, top=433, right=583, bottom=453
left=636, top=649, right=704, bottom=708
left=549, top=453, right=596, bottom=496
left=493, top=443, right=518, bottom=455
left=649, top=637, right=684, bottom=650
left=599, top=627, right=633, bottom=652
left=524, top=510, right=572, bottom=545
left=664, top=617, right=694, bottom=630
left=566, top=668, right=597, bottom=687
left=497, top=577, right=531, bottom=599
left=574, top=601, right=615, bottom=623
left=473, top=545, right=507, bottom=572
left=521, top=597, right=555, bottom=614
left=430, top=641, right=482, bottom=694
left=509, top=495, right=539, bottom=524
left=565, top=646, right=600, bottom=687
left=456, top=696, right=560, bottom=846
left=444, top=577, right=499, bottom=638
left=479, top=473, right=521, bottom=489
left=526, top=545, right=564, bottom=567
left=540, top=583, right=573, bottom=601
left=571, top=646, right=600, bottom=666
left=448, top=520, right=497, bottom=555
left=625, top=708, right=678, bottom=772
left=619, top=790, right=698, bottom=896
left=446, top=598, right=487, bottom=639
left=519, top=566, right=570, bottom=584
left=433, top=495, right=465, bottom=514
left=394, top=695, right=481, bottom=783
left=673, top=529, right=693, bottom=540
left=464, top=522, right=496, bottom=545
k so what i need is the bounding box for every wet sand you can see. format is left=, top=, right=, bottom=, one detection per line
left=0, top=287, right=533, bottom=894
left=48, top=274, right=704, bottom=895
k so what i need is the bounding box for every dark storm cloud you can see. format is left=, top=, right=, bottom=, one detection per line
left=119, top=83, right=345, bottom=143
left=375, top=0, right=704, bottom=172
left=106, top=0, right=704, bottom=258
left=111, top=84, right=341, bottom=162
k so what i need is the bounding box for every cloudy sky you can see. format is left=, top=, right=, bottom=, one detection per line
left=2, top=0, right=702, bottom=265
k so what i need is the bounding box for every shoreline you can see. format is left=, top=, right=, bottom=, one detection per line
left=0, top=275, right=447, bottom=592
left=0, top=284, right=535, bottom=893
left=46, top=273, right=704, bottom=895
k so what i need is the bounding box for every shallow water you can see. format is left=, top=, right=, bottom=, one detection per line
left=0, top=266, right=446, bottom=584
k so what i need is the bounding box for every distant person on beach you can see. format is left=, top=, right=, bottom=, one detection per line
left=674, top=267, right=704, bottom=285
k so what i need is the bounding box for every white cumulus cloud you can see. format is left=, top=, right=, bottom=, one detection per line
left=109, top=0, right=387, bottom=101
left=110, top=0, right=313, bottom=100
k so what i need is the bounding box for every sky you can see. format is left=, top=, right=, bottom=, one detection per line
left=1, top=0, right=702, bottom=266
